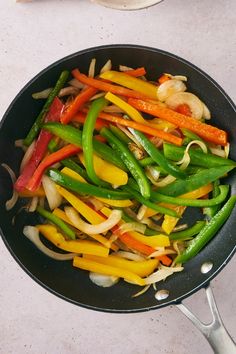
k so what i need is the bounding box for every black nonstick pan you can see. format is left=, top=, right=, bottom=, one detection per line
left=0, top=45, right=235, bottom=353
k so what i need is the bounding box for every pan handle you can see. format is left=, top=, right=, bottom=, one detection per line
left=176, top=285, right=236, bottom=354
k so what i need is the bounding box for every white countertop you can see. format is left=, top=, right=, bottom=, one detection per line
left=0, top=1, right=235, bottom=353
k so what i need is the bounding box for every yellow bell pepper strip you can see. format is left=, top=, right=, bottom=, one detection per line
left=105, top=92, right=146, bottom=124
left=61, top=166, right=132, bottom=207
left=55, top=185, right=105, bottom=224
left=100, top=71, right=158, bottom=100
left=128, top=231, right=170, bottom=248
left=79, top=153, right=128, bottom=186
left=37, top=224, right=109, bottom=257
left=52, top=208, right=118, bottom=251
left=83, top=254, right=159, bottom=277
left=73, top=256, right=146, bottom=286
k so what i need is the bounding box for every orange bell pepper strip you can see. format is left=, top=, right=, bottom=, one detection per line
left=73, top=256, right=146, bottom=286
left=37, top=224, right=109, bottom=257
left=158, top=74, right=171, bottom=84
left=128, top=98, right=228, bottom=146
left=18, top=186, right=45, bottom=197
left=26, top=144, right=81, bottom=191
left=60, top=86, right=98, bottom=124
left=72, top=69, right=150, bottom=100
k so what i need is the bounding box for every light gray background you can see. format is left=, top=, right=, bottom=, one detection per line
left=0, top=1, right=235, bottom=353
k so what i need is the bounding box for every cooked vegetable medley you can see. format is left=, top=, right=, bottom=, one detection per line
left=3, top=59, right=236, bottom=295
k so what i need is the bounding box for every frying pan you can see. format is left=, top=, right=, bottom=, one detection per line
left=0, top=45, right=236, bottom=353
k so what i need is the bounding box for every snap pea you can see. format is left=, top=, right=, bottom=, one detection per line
left=130, top=129, right=187, bottom=180
left=82, top=97, right=109, bottom=187
left=43, top=122, right=127, bottom=171
left=151, top=185, right=229, bottom=207
left=169, top=221, right=206, bottom=240
left=24, top=70, right=69, bottom=146
left=47, top=168, right=131, bottom=200
left=101, top=127, right=151, bottom=199
left=175, top=196, right=236, bottom=263
left=163, top=143, right=236, bottom=168
left=36, top=206, right=75, bottom=240
left=158, top=165, right=235, bottom=197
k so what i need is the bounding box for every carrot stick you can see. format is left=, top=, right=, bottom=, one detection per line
left=60, top=86, right=98, bottom=125
left=72, top=111, right=109, bottom=130
left=79, top=109, right=183, bottom=146
left=72, top=69, right=150, bottom=100
left=128, top=98, right=228, bottom=146
left=158, top=74, right=170, bottom=84
left=27, top=144, right=81, bottom=191
left=125, top=67, right=146, bottom=77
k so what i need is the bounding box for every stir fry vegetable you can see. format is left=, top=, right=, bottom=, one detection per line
left=4, top=59, right=236, bottom=297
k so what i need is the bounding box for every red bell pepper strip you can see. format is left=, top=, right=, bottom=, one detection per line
left=26, top=144, right=81, bottom=191
left=14, top=97, right=64, bottom=192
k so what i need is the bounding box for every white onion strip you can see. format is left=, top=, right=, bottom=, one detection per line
left=144, top=265, right=184, bottom=285
left=88, top=58, right=96, bottom=78
left=132, top=285, right=151, bottom=298
left=1, top=163, right=19, bottom=210
left=153, top=174, right=176, bottom=187
left=20, top=140, right=36, bottom=173
left=42, top=175, right=62, bottom=210
left=23, top=226, right=77, bottom=260
left=100, top=59, right=112, bottom=74
left=118, top=222, right=146, bottom=235
left=115, top=251, right=146, bottom=261
left=28, top=196, right=39, bottom=212
left=176, top=140, right=208, bottom=171
left=65, top=207, right=122, bottom=235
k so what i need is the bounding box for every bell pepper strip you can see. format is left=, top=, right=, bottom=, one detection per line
left=100, top=127, right=151, bottom=199
left=48, top=136, right=61, bottom=153
left=175, top=196, right=236, bottom=264
left=36, top=206, right=76, bottom=239
left=123, top=184, right=179, bottom=218
left=169, top=221, right=206, bottom=240
left=82, top=97, right=110, bottom=187
left=125, top=67, right=146, bottom=77
left=100, top=71, right=158, bottom=100
left=81, top=107, right=183, bottom=146
left=158, top=74, right=171, bottom=84
left=52, top=208, right=118, bottom=251
left=26, top=144, right=81, bottom=191
left=79, top=153, right=128, bottom=186
left=61, top=158, right=89, bottom=181
left=109, top=125, right=132, bottom=144
left=121, top=211, right=158, bottom=236
left=48, top=169, right=131, bottom=200
left=105, top=92, right=146, bottom=123
left=158, top=165, right=235, bottom=197
left=24, top=70, right=69, bottom=146
left=37, top=224, right=109, bottom=257
left=18, top=186, right=45, bottom=198
left=150, top=185, right=229, bottom=207
left=130, top=129, right=186, bottom=179
left=72, top=69, right=150, bottom=100
left=43, top=122, right=127, bottom=171
left=60, top=86, right=98, bottom=124
left=128, top=231, right=170, bottom=248
left=203, top=180, right=221, bottom=218
left=14, top=98, right=64, bottom=192
left=175, top=104, right=192, bottom=116
left=83, top=254, right=158, bottom=277
left=163, top=143, right=236, bottom=168
left=127, top=98, right=228, bottom=146
left=139, top=157, right=155, bottom=167
left=72, top=112, right=109, bottom=131
left=73, top=256, right=146, bottom=286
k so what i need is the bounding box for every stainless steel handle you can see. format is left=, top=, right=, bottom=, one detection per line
left=177, top=285, right=236, bottom=354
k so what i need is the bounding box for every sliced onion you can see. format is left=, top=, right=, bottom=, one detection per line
left=146, top=166, right=160, bottom=181
left=42, top=175, right=62, bottom=210
left=20, top=140, right=36, bottom=173
left=68, top=78, right=85, bottom=89
left=224, top=143, right=230, bottom=159
left=103, top=105, right=124, bottom=113
left=28, top=196, right=39, bottom=212
left=128, top=142, right=145, bottom=160
left=59, top=87, right=79, bottom=97
left=172, top=224, right=188, bottom=232
left=1, top=163, right=19, bottom=210
left=209, top=147, right=226, bottom=158
left=32, top=88, right=52, bottom=99
left=148, top=249, right=176, bottom=258
left=124, top=207, right=139, bottom=221
left=88, top=197, right=104, bottom=211
left=119, top=125, right=143, bottom=147
left=202, top=102, right=211, bottom=120
left=132, top=285, right=151, bottom=298
left=88, top=58, right=96, bottom=78
left=89, top=272, right=119, bottom=287
left=137, top=205, right=147, bottom=221
left=65, top=207, right=122, bottom=235
left=153, top=175, right=176, bottom=187
left=166, top=74, right=187, bottom=82
left=15, top=139, right=27, bottom=150
left=176, top=140, right=208, bottom=170
left=114, top=251, right=146, bottom=261
left=157, top=79, right=187, bottom=102
left=118, top=222, right=146, bottom=235
left=166, top=92, right=203, bottom=119
left=142, top=219, right=162, bottom=232
left=89, top=92, right=106, bottom=101
left=144, top=265, right=184, bottom=285
left=100, top=59, right=112, bottom=74
left=119, top=65, right=133, bottom=72
left=23, top=226, right=77, bottom=260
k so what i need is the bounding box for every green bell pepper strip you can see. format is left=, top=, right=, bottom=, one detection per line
left=61, top=158, right=89, bottom=182
left=169, top=221, right=206, bottom=240
left=157, top=165, right=235, bottom=197
left=181, top=128, right=208, bottom=145
left=82, top=98, right=109, bottom=187
left=163, top=143, right=236, bottom=168
left=24, top=70, right=69, bottom=146
left=48, top=137, right=59, bottom=152
left=139, top=157, right=155, bottom=167
left=129, top=129, right=187, bottom=180
left=109, top=125, right=132, bottom=144
left=203, top=180, right=221, bottom=218
left=175, top=196, right=236, bottom=263
left=36, top=206, right=76, bottom=240
left=47, top=168, right=131, bottom=200
left=122, top=185, right=179, bottom=218
left=100, top=127, right=151, bottom=199
left=121, top=211, right=160, bottom=236
left=151, top=185, right=229, bottom=207
left=43, top=122, right=127, bottom=171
